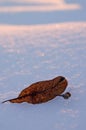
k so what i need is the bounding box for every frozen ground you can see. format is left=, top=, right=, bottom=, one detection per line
left=0, top=0, right=86, bottom=130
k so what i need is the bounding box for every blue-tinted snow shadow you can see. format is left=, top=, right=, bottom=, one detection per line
left=0, top=1, right=53, bottom=6
left=0, top=9, right=86, bottom=25
left=65, top=0, right=86, bottom=8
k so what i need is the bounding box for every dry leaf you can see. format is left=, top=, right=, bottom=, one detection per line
left=2, top=76, right=71, bottom=104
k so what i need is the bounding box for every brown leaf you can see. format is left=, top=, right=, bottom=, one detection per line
left=2, top=76, right=70, bottom=104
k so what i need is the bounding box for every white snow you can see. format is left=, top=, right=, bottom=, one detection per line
left=0, top=0, right=86, bottom=130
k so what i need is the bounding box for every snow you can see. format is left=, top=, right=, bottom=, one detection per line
left=0, top=0, right=86, bottom=130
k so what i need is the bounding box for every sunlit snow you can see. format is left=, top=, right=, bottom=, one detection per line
left=0, top=0, right=86, bottom=130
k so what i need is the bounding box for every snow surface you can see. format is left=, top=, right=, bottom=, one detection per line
left=0, top=0, right=86, bottom=130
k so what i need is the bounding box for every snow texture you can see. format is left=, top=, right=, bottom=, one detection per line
left=0, top=0, right=86, bottom=130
